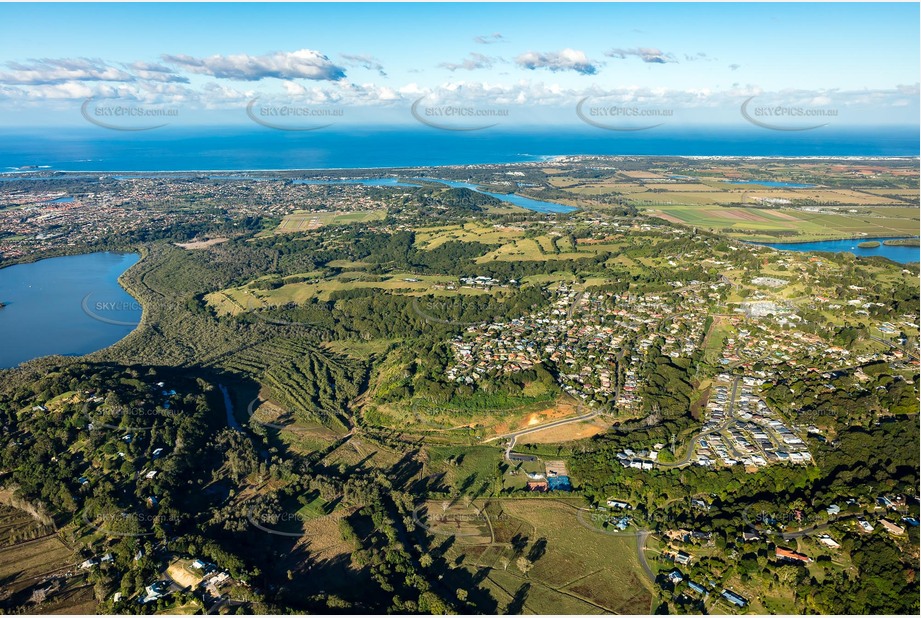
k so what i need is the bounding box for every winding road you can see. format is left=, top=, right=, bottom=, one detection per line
left=636, top=530, right=656, bottom=583
left=652, top=378, right=740, bottom=469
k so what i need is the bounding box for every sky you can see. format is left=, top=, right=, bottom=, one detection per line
left=0, top=2, right=918, bottom=130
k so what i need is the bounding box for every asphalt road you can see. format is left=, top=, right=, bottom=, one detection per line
left=636, top=529, right=656, bottom=583
left=869, top=335, right=919, bottom=361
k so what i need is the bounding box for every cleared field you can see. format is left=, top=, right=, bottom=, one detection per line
left=416, top=222, right=524, bottom=250
left=260, top=506, right=374, bottom=609
left=558, top=185, right=623, bottom=196
left=628, top=188, right=888, bottom=206
left=325, top=259, right=370, bottom=268
left=257, top=409, right=336, bottom=454
left=630, top=191, right=745, bottom=206
left=167, top=560, right=205, bottom=588
left=535, top=235, right=557, bottom=252
left=516, top=416, right=610, bottom=444
left=811, top=189, right=910, bottom=205
left=645, top=205, right=920, bottom=241
left=0, top=504, right=54, bottom=546
left=869, top=206, right=921, bottom=219
left=423, top=446, right=504, bottom=495
left=174, top=237, right=228, bottom=249
left=418, top=500, right=493, bottom=544
left=476, top=237, right=584, bottom=262
left=0, top=532, right=86, bottom=614
left=373, top=393, right=581, bottom=438
left=542, top=162, right=917, bottom=242
left=206, top=272, right=484, bottom=315
left=475, top=233, right=617, bottom=263
left=640, top=183, right=715, bottom=191
left=0, top=535, right=73, bottom=582
left=477, top=237, right=547, bottom=261
left=620, top=170, right=666, bottom=179
left=546, top=176, right=585, bottom=188
left=433, top=499, right=655, bottom=614
left=700, top=317, right=734, bottom=366
left=576, top=183, right=654, bottom=195
left=861, top=189, right=920, bottom=200
left=321, top=435, right=405, bottom=470
left=276, top=209, right=386, bottom=233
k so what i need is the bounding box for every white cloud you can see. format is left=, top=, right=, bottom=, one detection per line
left=439, top=53, right=500, bottom=72
left=606, top=48, right=677, bottom=64
left=162, top=49, right=346, bottom=81
left=340, top=54, right=386, bottom=77
left=0, top=58, right=135, bottom=85
left=516, top=49, right=598, bottom=75
left=1, top=66, right=916, bottom=127
left=126, top=62, right=189, bottom=83
left=474, top=33, right=504, bottom=45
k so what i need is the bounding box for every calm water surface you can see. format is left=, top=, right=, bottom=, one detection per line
left=757, top=237, right=919, bottom=264
left=0, top=252, right=141, bottom=368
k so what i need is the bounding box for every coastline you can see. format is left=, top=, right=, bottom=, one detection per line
left=2, top=155, right=920, bottom=177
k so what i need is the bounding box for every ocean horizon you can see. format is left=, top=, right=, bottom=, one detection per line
left=1, top=125, right=918, bottom=172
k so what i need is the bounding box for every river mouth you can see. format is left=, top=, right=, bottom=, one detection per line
left=0, top=251, right=142, bottom=368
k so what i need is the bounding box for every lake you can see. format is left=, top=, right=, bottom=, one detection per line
left=0, top=252, right=142, bottom=368
left=757, top=237, right=920, bottom=264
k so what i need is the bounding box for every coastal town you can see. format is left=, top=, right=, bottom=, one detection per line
left=0, top=175, right=388, bottom=261
left=0, top=158, right=917, bottom=615
left=447, top=282, right=717, bottom=411
left=0, top=0, right=919, bottom=612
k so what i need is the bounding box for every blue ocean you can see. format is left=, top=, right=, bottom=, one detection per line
left=1, top=126, right=917, bottom=172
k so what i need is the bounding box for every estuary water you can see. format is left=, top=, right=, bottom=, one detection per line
left=757, top=237, right=920, bottom=264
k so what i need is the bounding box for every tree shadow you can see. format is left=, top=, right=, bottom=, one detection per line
left=527, top=537, right=547, bottom=563
left=510, top=533, right=529, bottom=556
left=506, top=582, right=531, bottom=614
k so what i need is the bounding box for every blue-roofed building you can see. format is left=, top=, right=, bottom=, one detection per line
left=688, top=581, right=707, bottom=595
left=547, top=475, right=572, bottom=491
left=721, top=589, right=748, bottom=607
